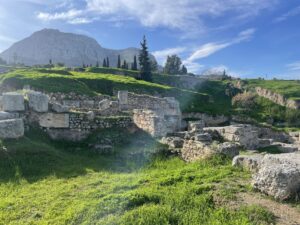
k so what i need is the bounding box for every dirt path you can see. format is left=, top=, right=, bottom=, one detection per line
left=238, top=192, right=300, bottom=225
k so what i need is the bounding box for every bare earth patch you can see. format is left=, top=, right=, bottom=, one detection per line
left=238, top=192, right=300, bottom=225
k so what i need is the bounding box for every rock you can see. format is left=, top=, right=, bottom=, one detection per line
left=258, top=139, right=272, bottom=148
left=252, top=153, right=300, bottom=200
left=0, top=111, right=19, bottom=120
left=62, top=100, right=80, bottom=108
left=2, top=92, right=25, bottom=111
left=86, top=111, right=95, bottom=121
left=0, top=118, right=24, bottom=139
left=27, top=91, right=49, bottom=112
left=181, top=140, right=214, bottom=162
left=169, top=131, right=191, bottom=139
left=39, top=113, right=69, bottom=128
left=194, top=133, right=212, bottom=142
left=118, top=90, right=128, bottom=105
left=99, top=99, right=111, bottom=110
left=216, top=142, right=240, bottom=158
left=232, top=154, right=263, bottom=172
left=82, top=100, right=94, bottom=109
left=161, top=136, right=184, bottom=149
left=273, top=142, right=299, bottom=153
left=188, top=120, right=205, bottom=132
left=51, top=102, right=69, bottom=113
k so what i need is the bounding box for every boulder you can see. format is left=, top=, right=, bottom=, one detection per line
left=86, top=111, right=95, bottom=121
left=39, top=113, right=69, bottom=128
left=232, top=154, right=263, bottom=172
left=273, top=142, right=299, bottom=153
left=27, top=91, right=49, bottom=112
left=216, top=142, right=240, bottom=158
left=2, top=92, right=25, bottom=111
left=51, top=102, right=69, bottom=113
left=0, top=119, right=24, bottom=139
left=252, top=153, right=300, bottom=200
left=82, top=100, right=94, bottom=109
left=161, top=136, right=184, bottom=149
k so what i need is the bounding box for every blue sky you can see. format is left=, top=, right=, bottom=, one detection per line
left=0, top=0, right=300, bottom=78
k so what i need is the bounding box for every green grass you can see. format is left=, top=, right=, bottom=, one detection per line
left=0, top=128, right=275, bottom=225
left=243, top=79, right=300, bottom=100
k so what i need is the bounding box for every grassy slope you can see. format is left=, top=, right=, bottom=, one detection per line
left=244, top=79, right=300, bottom=100
left=0, top=128, right=275, bottom=225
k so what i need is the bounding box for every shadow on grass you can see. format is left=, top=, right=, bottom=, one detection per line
left=0, top=127, right=167, bottom=183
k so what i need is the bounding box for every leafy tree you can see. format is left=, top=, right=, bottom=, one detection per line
left=106, top=57, right=110, bottom=67
left=103, top=58, right=107, bottom=67
left=138, top=35, right=152, bottom=81
left=164, top=55, right=183, bottom=75
left=181, top=65, right=188, bottom=74
left=117, top=55, right=121, bottom=68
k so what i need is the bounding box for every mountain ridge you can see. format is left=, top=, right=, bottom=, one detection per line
left=0, top=28, right=156, bottom=67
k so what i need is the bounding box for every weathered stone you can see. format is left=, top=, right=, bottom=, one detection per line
left=99, top=99, right=111, bottom=110
left=82, top=100, right=94, bottom=108
left=216, top=142, right=240, bottom=158
left=0, top=111, right=19, bottom=120
left=194, top=133, right=212, bottom=142
left=181, top=140, right=215, bottom=162
left=2, top=92, right=25, bottom=111
left=0, top=118, right=24, bottom=139
left=188, top=120, right=205, bottom=132
left=252, top=153, right=300, bottom=200
left=272, top=142, right=299, bottom=153
left=62, top=100, right=80, bottom=108
left=258, top=139, right=272, bottom=148
left=39, top=113, right=69, bottom=128
left=51, top=102, right=69, bottom=113
left=161, top=136, right=184, bottom=149
left=183, top=113, right=229, bottom=126
left=118, top=90, right=128, bottom=105
left=27, top=91, right=49, bottom=112
left=232, top=154, right=263, bottom=172
left=86, top=111, right=95, bottom=121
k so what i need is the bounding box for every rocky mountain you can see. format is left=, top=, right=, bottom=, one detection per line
left=0, top=29, right=156, bottom=67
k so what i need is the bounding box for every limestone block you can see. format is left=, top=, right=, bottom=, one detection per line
left=52, top=102, right=69, bottom=113
left=216, top=142, right=240, bottom=158
left=82, top=100, right=94, bottom=108
left=232, top=154, right=262, bottom=172
left=62, top=100, right=80, bottom=108
left=39, top=113, right=69, bottom=128
left=0, top=118, right=24, bottom=139
left=99, top=99, right=111, bottom=110
left=252, top=153, right=300, bottom=200
left=118, top=91, right=128, bottom=105
left=27, top=91, right=49, bottom=112
left=87, top=111, right=95, bottom=121
left=2, top=92, right=24, bottom=111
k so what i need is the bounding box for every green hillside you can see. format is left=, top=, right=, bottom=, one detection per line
left=0, top=128, right=274, bottom=225
left=243, top=79, right=300, bottom=100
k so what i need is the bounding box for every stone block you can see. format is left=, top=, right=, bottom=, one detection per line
left=0, top=111, right=19, bottom=120
left=99, top=99, right=111, bottom=110
left=82, top=100, right=94, bottom=108
left=27, top=91, right=49, bottom=112
left=252, top=153, right=300, bottom=200
left=52, top=102, right=69, bottom=113
left=2, top=92, right=24, bottom=111
left=232, top=154, right=262, bottom=172
left=39, top=113, right=69, bottom=128
left=118, top=90, right=128, bottom=105
left=62, top=100, right=80, bottom=108
left=0, top=118, right=24, bottom=139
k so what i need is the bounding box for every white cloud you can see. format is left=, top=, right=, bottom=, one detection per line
left=152, top=47, right=186, bottom=65
left=286, top=61, right=300, bottom=71
left=274, top=6, right=300, bottom=22
left=186, top=28, right=255, bottom=62
left=36, top=0, right=276, bottom=34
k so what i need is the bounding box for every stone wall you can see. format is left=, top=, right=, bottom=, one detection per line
left=255, top=87, right=300, bottom=109
left=182, top=113, right=229, bottom=126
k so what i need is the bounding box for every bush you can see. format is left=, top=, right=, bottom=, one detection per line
left=232, top=92, right=257, bottom=109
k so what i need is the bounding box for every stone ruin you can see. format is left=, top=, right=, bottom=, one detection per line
left=0, top=89, right=182, bottom=141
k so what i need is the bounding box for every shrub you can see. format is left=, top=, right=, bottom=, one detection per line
left=232, top=92, right=257, bottom=109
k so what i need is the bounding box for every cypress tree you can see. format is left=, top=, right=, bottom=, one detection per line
left=96, top=61, right=99, bottom=67
left=117, top=55, right=121, bottom=68
left=138, top=35, right=152, bottom=81
left=132, top=55, right=138, bottom=70
left=106, top=57, right=110, bottom=67
left=103, top=58, right=107, bottom=67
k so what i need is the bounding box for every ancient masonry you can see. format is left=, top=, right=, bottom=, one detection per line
left=0, top=89, right=182, bottom=141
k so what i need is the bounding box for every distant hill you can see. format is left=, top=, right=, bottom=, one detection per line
left=0, top=29, right=156, bottom=67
